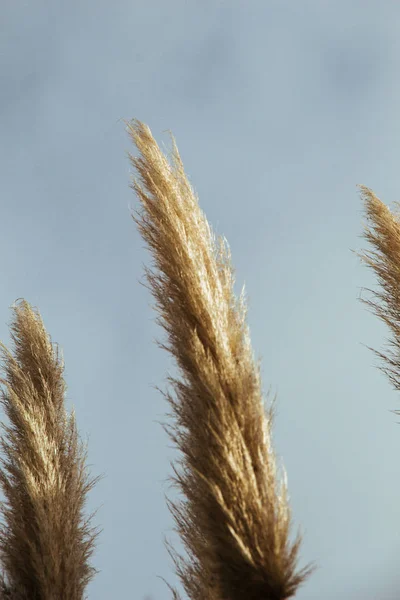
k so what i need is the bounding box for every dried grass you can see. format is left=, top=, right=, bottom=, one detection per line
left=126, top=119, right=316, bottom=600
left=0, top=125, right=394, bottom=600
left=0, top=300, right=102, bottom=599
left=352, top=185, right=400, bottom=406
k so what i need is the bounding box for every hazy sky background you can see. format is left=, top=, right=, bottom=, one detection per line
left=1, top=1, right=400, bottom=598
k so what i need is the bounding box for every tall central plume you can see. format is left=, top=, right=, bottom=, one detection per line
left=126, top=119, right=316, bottom=600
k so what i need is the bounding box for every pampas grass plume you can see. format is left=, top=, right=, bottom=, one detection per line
left=0, top=300, right=102, bottom=599
left=126, top=119, right=316, bottom=600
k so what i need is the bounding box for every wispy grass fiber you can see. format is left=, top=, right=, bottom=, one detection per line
left=354, top=185, right=400, bottom=407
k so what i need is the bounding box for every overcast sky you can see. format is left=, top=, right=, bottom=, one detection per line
left=2, top=1, right=400, bottom=599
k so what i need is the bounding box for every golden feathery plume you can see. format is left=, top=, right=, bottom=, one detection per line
left=0, top=299, right=102, bottom=599
left=354, top=185, right=400, bottom=408
left=126, top=119, right=316, bottom=600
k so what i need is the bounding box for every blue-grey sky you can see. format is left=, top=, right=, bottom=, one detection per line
left=1, top=1, right=400, bottom=598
